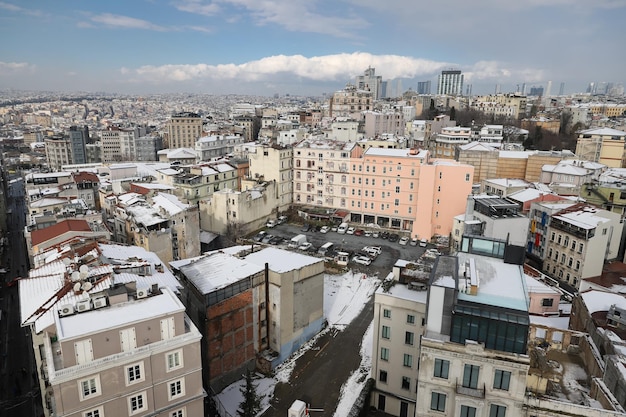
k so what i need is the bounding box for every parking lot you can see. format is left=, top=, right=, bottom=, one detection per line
left=249, top=221, right=435, bottom=276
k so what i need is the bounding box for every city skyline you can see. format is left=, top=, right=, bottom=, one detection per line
left=1, top=0, right=624, bottom=97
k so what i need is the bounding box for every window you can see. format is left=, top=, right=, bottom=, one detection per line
left=395, top=186, right=400, bottom=193
left=463, top=364, right=480, bottom=389
left=380, top=347, right=389, bottom=361
left=379, top=370, right=388, bottom=383
left=167, top=350, right=183, bottom=371
left=403, top=354, right=413, bottom=367
left=465, top=173, right=471, bottom=181
left=79, top=376, right=101, bottom=401
left=84, top=407, right=103, bottom=417
left=460, top=405, right=476, bottom=417
left=382, top=325, right=391, bottom=339
left=172, top=409, right=185, bottom=417
left=407, top=314, right=415, bottom=324
left=128, top=392, right=147, bottom=415
left=541, top=298, right=554, bottom=307
left=401, top=376, right=410, bottom=390
left=405, top=331, right=414, bottom=345
left=434, top=359, right=449, bottom=379
left=126, top=362, right=145, bottom=385
left=169, top=378, right=185, bottom=400
left=489, top=405, right=506, bottom=417
left=430, top=392, right=446, bottom=412
left=383, top=309, right=391, bottom=318
left=493, top=370, right=511, bottom=390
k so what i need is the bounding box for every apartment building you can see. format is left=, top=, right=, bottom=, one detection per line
left=20, top=239, right=203, bottom=417
left=415, top=237, right=530, bottom=417
left=164, top=162, right=238, bottom=205
left=245, top=143, right=293, bottom=212
left=45, top=135, right=73, bottom=171
left=539, top=159, right=605, bottom=196
left=575, top=128, right=626, bottom=168
left=470, top=93, right=527, bottom=119
left=363, top=111, right=405, bottom=138
left=166, top=112, right=204, bottom=149
left=329, top=84, right=373, bottom=119
left=99, top=127, right=138, bottom=163
left=432, top=126, right=472, bottom=159
left=196, top=134, right=244, bottom=161
left=582, top=168, right=626, bottom=216
left=371, top=276, right=427, bottom=417
left=293, top=139, right=363, bottom=208
left=541, top=203, right=622, bottom=290
left=437, top=70, right=464, bottom=96
left=172, top=246, right=324, bottom=392
left=356, top=67, right=383, bottom=100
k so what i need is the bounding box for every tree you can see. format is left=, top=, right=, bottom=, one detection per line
left=237, top=369, right=263, bottom=417
left=449, top=106, right=456, bottom=121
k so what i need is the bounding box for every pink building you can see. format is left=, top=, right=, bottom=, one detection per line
left=347, top=148, right=474, bottom=240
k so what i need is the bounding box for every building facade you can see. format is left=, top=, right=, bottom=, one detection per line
left=166, top=112, right=204, bottom=149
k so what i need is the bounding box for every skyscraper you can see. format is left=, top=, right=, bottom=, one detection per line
left=559, top=82, right=565, bottom=96
left=356, top=67, right=383, bottom=100
left=417, top=81, right=431, bottom=95
left=68, top=125, right=88, bottom=165
left=437, top=70, right=463, bottom=96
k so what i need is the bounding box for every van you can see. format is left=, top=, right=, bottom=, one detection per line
left=318, top=242, right=334, bottom=256
left=289, top=234, right=307, bottom=249
left=337, top=222, right=349, bottom=234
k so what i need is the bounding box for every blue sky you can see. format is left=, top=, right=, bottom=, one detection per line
left=1, top=0, right=624, bottom=96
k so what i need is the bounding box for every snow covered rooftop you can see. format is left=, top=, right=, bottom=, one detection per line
left=152, top=192, right=189, bottom=216
left=364, top=148, right=427, bottom=158
left=55, top=287, right=184, bottom=341
left=581, top=290, right=626, bottom=314
left=525, top=275, right=560, bottom=294
left=553, top=206, right=609, bottom=230
left=243, top=247, right=322, bottom=274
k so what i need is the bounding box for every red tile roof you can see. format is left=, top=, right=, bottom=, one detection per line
left=31, top=219, right=92, bottom=246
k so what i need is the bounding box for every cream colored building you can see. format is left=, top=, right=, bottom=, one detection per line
left=166, top=112, right=204, bottom=149
left=433, top=126, right=472, bottom=159
left=470, top=93, right=528, bottom=119
left=244, top=143, right=293, bottom=212
left=45, top=136, right=72, bottom=171
left=329, top=84, right=373, bottom=119
left=575, top=127, right=626, bottom=168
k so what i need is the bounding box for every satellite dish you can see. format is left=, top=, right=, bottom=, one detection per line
left=62, top=258, right=71, bottom=265
left=81, top=282, right=92, bottom=291
left=71, top=271, right=80, bottom=281
left=79, top=265, right=88, bottom=274
left=80, top=271, right=88, bottom=279
left=73, top=282, right=81, bottom=292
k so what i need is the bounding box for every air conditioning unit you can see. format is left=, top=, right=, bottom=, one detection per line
left=76, top=300, right=91, bottom=312
left=59, top=304, right=75, bottom=317
left=136, top=288, right=149, bottom=299
left=92, top=297, right=107, bottom=309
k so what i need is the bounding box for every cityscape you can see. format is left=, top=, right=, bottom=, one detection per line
left=2, top=2, right=626, bottom=417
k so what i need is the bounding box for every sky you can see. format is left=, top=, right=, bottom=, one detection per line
left=1, top=0, right=625, bottom=96
left=216, top=270, right=379, bottom=417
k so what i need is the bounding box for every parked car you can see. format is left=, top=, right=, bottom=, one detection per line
left=298, top=242, right=313, bottom=251
left=331, top=225, right=339, bottom=232
left=419, top=239, right=428, bottom=247
left=269, top=236, right=284, bottom=245
left=301, top=223, right=311, bottom=232
left=253, top=231, right=267, bottom=241
left=388, top=233, right=400, bottom=242
left=380, top=231, right=389, bottom=239
left=277, top=215, right=288, bottom=224
left=362, top=246, right=382, bottom=256
left=320, top=225, right=330, bottom=234
left=372, top=231, right=380, bottom=238
left=399, top=236, right=410, bottom=245
left=262, top=234, right=274, bottom=243
left=410, top=238, right=419, bottom=246
left=346, top=227, right=356, bottom=235
left=266, top=219, right=277, bottom=228
left=364, top=230, right=372, bottom=237
left=337, top=222, right=349, bottom=234
left=352, top=255, right=372, bottom=266
left=354, top=229, right=364, bottom=236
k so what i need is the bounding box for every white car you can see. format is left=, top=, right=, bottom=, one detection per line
left=298, top=242, right=312, bottom=251
left=320, top=226, right=330, bottom=234
left=419, top=239, right=428, bottom=247
left=399, top=236, right=410, bottom=245
left=346, top=227, right=356, bottom=235
left=362, top=246, right=382, bottom=256
left=352, top=255, right=372, bottom=266
left=266, top=219, right=277, bottom=228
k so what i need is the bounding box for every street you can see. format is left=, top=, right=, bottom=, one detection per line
left=0, top=175, right=41, bottom=417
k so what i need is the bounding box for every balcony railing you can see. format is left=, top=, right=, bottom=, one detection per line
left=455, top=380, right=485, bottom=398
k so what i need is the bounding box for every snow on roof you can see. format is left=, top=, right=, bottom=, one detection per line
left=525, top=275, right=560, bottom=294
left=157, top=168, right=181, bottom=176
left=498, top=150, right=533, bottom=159
left=543, top=163, right=588, bottom=176
left=180, top=251, right=264, bottom=294
left=457, top=251, right=528, bottom=312
left=200, top=230, right=218, bottom=244
left=377, top=280, right=428, bottom=304
left=127, top=204, right=166, bottom=227
left=364, top=148, right=427, bottom=158
left=167, top=148, right=197, bottom=158
left=56, top=287, right=184, bottom=341
left=529, top=315, right=570, bottom=330
left=152, top=192, right=189, bottom=216
left=553, top=206, right=609, bottom=230
left=29, top=197, right=68, bottom=208
left=581, top=290, right=626, bottom=314
left=484, top=178, right=529, bottom=187
left=212, top=163, right=236, bottom=173
left=508, top=188, right=551, bottom=202
left=117, top=192, right=143, bottom=206
left=580, top=127, right=626, bottom=137
left=243, top=247, right=322, bottom=274
left=458, top=141, right=498, bottom=152
left=131, top=182, right=175, bottom=190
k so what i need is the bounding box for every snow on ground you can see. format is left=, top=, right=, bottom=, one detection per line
left=216, top=271, right=380, bottom=417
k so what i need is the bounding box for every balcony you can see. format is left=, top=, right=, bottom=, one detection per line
left=456, top=380, right=485, bottom=398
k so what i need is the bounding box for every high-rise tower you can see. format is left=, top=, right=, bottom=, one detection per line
left=437, top=70, right=464, bottom=96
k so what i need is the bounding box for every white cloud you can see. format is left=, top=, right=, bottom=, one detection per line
left=0, top=2, right=42, bottom=16
left=90, top=13, right=169, bottom=31
left=464, top=61, right=544, bottom=83
left=122, top=53, right=456, bottom=84
left=0, top=61, right=36, bottom=75
left=173, top=0, right=220, bottom=16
